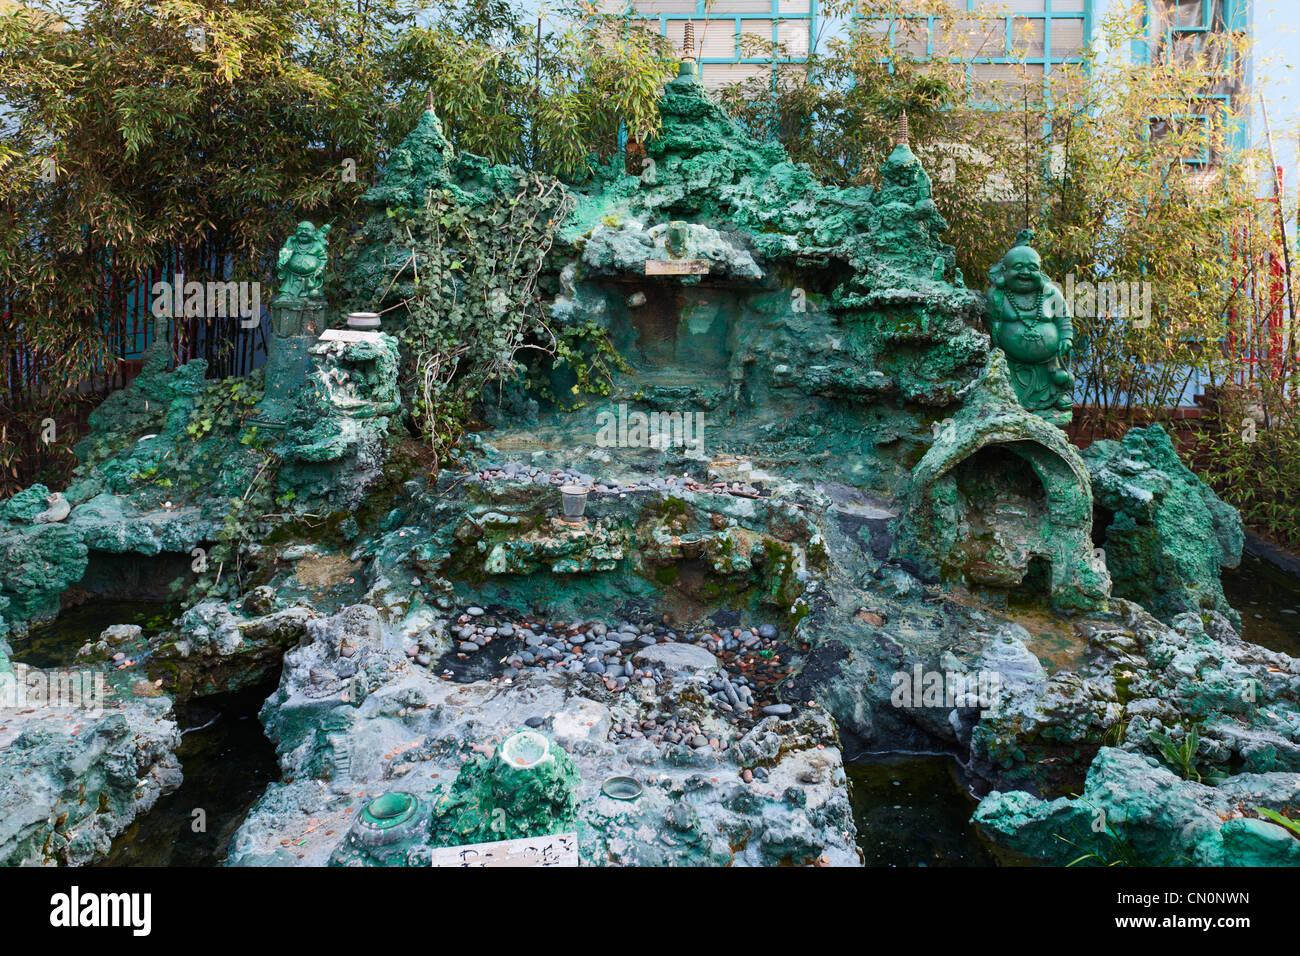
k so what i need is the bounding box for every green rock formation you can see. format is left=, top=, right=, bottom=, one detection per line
left=339, top=53, right=1001, bottom=500
left=0, top=691, right=181, bottom=866
left=0, top=307, right=400, bottom=637
left=1082, top=425, right=1243, bottom=625
left=340, top=106, right=564, bottom=311
left=971, top=603, right=1300, bottom=795
left=148, top=599, right=318, bottom=699
left=0, top=48, right=1277, bottom=872
left=276, top=331, right=402, bottom=510
left=892, top=353, right=1108, bottom=612
left=975, top=747, right=1300, bottom=866
left=0, top=520, right=89, bottom=633
left=427, top=730, right=581, bottom=847
left=0, top=484, right=53, bottom=523
left=547, top=56, right=990, bottom=498
left=0, top=344, right=247, bottom=635
left=71, top=340, right=210, bottom=484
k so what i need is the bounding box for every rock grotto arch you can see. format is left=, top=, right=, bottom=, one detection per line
left=892, top=353, right=1110, bottom=612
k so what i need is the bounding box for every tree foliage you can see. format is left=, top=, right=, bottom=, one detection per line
left=0, top=0, right=675, bottom=493
left=391, top=0, right=675, bottom=178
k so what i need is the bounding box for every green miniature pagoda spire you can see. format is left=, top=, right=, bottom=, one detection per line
left=359, top=93, right=455, bottom=209
left=666, top=19, right=706, bottom=97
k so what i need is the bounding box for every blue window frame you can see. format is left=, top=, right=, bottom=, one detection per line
left=626, top=0, right=819, bottom=86
left=1133, top=0, right=1250, bottom=162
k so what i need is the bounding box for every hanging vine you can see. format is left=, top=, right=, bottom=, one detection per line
left=373, top=175, right=574, bottom=460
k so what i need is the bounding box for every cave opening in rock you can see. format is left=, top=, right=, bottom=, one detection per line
left=64, top=549, right=194, bottom=610
left=1091, top=504, right=1115, bottom=548
left=606, top=280, right=739, bottom=375
left=1020, top=554, right=1052, bottom=596
left=948, top=443, right=1048, bottom=590
left=627, top=282, right=681, bottom=368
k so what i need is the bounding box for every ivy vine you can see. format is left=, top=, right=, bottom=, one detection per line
left=190, top=451, right=280, bottom=601
left=186, top=375, right=263, bottom=442
left=532, top=319, right=630, bottom=409
left=374, top=178, right=574, bottom=460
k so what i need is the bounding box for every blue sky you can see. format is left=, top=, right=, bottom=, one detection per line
left=1247, top=0, right=1300, bottom=188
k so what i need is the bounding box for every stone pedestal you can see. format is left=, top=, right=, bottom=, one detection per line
left=253, top=296, right=325, bottom=427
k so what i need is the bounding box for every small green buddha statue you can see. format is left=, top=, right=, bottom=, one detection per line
left=275, top=221, right=331, bottom=303
left=985, top=229, right=1074, bottom=426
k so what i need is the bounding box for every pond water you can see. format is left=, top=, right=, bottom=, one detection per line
left=843, top=555, right=1300, bottom=866
left=846, top=752, right=1026, bottom=866
left=7, top=599, right=280, bottom=867
left=1222, top=552, right=1300, bottom=658
left=10, top=600, right=179, bottom=668
left=100, top=678, right=281, bottom=867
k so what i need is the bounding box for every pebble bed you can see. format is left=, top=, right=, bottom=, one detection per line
left=404, top=609, right=797, bottom=726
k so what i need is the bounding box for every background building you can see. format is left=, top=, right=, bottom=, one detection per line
left=599, top=0, right=819, bottom=91
left=605, top=0, right=1095, bottom=92
left=607, top=1, right=1260, bottom=164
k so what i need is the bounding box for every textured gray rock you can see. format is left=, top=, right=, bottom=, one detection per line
left=634, top=642, right=718, bottom=675
left=0, top=678, right=181, bottom=866
left=150, top=600, right=319, bottom=699
left=32, top=492, right=71, bottom=524
left=971, top=604, right=1300, bottom=790
left=228, top=603, right=860, bottom=867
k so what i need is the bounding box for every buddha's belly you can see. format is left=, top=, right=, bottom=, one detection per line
left=999, top=319, right=1059, bottom=364
left=287, top=252, right=317, bottom=274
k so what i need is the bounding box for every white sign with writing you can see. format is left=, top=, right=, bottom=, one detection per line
left=319, top=328, right=383, bottom=344
left=645, top=259, right=710, bottom=276
left=430, top=832, right=579, bottom=867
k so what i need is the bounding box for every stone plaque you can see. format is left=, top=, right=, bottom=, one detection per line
left=430, top=832, right=578, bottom=867
left=645, top=259, right=710, bottom=276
